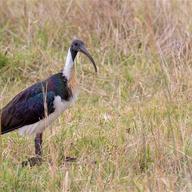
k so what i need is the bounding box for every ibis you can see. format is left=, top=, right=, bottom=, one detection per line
left=0, top=39, right=97, bottom=166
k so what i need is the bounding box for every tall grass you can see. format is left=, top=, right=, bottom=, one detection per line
left=1, top=0, right=192, bottom=191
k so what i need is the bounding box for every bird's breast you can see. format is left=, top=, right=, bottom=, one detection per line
left=67, top=67, right=79, bottom=100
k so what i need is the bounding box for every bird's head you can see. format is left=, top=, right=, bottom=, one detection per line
left=70, top=39, right=97, bottom=73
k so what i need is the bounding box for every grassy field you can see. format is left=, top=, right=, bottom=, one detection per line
left=1, top=0, right=192, bottom=191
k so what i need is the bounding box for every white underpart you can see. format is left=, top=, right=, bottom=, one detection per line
left=18, top=94, right=78, bottom=136
left=63, top=48, right=74, bottom=80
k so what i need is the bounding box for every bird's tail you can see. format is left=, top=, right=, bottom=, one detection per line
left=0, top=108, right=1, bottom=163
left=0, top=108, right=2, bottom=135
left=0, top=109, right=1, bottom=134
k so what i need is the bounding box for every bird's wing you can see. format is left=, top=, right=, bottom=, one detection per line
left=1, top=88, right=55, bottom=134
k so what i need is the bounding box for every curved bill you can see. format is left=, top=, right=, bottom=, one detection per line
left=79, top=46, right=97, bottom=73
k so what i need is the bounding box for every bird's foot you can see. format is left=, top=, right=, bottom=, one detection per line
left=64, top=156, right=77, bottom=162
left=22, top=156, right=42, bottom=167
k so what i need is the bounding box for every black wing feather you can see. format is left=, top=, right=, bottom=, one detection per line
left=1, top=84, right=55, bottom=134
left=1, top=73, right=72, bottom=134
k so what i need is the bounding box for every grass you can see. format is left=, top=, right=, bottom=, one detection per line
left=1, top=0, right=192, bottom=191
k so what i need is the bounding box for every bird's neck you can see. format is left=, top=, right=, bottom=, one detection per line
left=63, top=48, right=78, bottom=93
left=63, top=48, right=77, bottom=80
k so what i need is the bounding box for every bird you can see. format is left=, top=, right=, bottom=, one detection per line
left=0, top=39, right=97, bottom=166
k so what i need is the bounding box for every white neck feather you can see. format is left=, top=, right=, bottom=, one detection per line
left=63, top=48, right=74, bottom=80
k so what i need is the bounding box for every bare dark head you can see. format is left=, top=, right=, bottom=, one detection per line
left=70, top=39, right=97, bottom=73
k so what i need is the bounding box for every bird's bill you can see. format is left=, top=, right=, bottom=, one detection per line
left=79, top=46, right=97, bottom=73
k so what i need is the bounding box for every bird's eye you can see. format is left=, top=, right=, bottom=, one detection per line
left=74, top=43, right=78, bottom=46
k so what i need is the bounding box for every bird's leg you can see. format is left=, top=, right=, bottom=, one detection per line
left=22, top=133, right=43, bottom=167
left=35, top=133, right=43, bottom=157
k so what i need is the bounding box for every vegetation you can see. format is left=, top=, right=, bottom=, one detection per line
left=1, top=0, right=192, bottom=191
